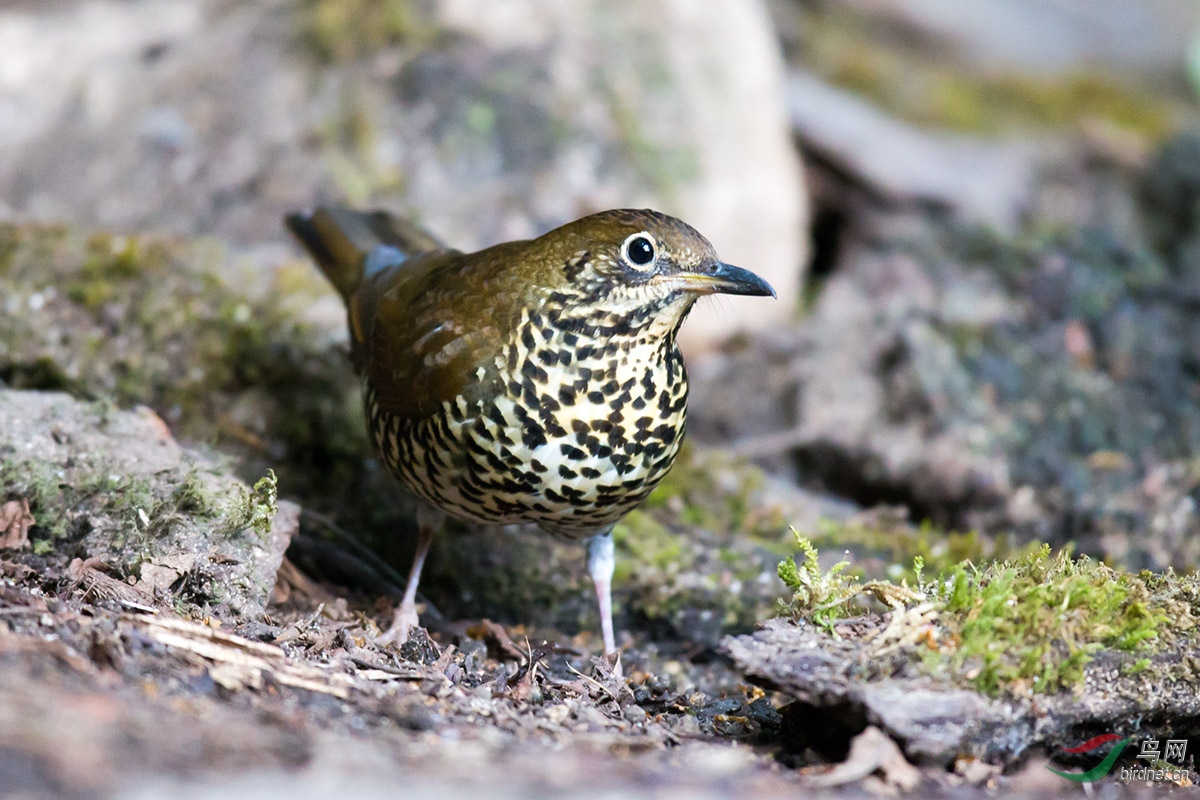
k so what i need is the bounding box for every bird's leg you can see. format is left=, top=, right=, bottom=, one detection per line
left=378, top=504, right=443, bottom=645
left=587, top=529, right=617, bottom=658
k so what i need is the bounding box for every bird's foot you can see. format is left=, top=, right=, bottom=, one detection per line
left=376, top=600, right=421, bottom=645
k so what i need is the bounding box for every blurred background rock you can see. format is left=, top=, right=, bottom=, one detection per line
left=0, top=0, right=807, bottom=350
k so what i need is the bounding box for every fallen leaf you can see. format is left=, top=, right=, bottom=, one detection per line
left=0, top=499, right=34, bottom=550
left=802, top=726, right=922, bottom=791
left=135, top=553, right=196, bottom=594
left=67, top=557, right=155, bottom=608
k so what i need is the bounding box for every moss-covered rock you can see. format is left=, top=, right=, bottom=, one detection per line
left=0, top=222, right=365, bottom=511
left=735, top=538, right=1200, bottom=767
left=0, top=390, right=288, bottom=619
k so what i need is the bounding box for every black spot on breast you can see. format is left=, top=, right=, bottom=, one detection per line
left=522, top=427, right=547, bottom=449
left=522, top=359, right=548, bottom=384
left=472, top=419, right=495, bottom=442
left=522, top=378, right=539, bottom=407
left=641, top=371, right=655, bottom=397
left=558, top=386, right=576, bottom=406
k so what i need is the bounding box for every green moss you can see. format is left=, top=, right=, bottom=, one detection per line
left=640, top=444, right=787, bottom=542
left=804, top=516, right=1032, bottom=585
left=936, top=546, right=1166, bottom=694
left=293, top=0, right=437, bottom=64
left=777, top=532, right=859, bottom=629
left=775, top=538, right=1187, bottom=696
left=0, top=222, right=368, bottom=516
left=171, top=471, right=220, bottom=516
left=612, top=511, right=685, bottom=583
left=789, top=4, right=1180, bottom=139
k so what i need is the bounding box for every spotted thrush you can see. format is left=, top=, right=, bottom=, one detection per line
left=285, top=207, right=775, bottom=655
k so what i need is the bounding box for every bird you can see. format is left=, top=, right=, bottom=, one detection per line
left=285, top=206, right=775, bottom=657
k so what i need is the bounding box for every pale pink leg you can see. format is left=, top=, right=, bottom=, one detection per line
left=378, top=505, right=442, bottom=644
left=587, top=530, right=617, bottom=656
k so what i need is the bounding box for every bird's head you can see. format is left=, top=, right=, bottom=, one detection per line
left=528, top=209, right=775, bottom=336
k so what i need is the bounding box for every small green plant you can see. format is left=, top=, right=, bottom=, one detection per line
left=225, top=469, right=279, bottom=539
left=777, top=531, right=855, bottom=628
left=777, top=529, right=919, bottom=629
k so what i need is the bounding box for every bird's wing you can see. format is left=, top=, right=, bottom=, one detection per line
left=355, top=244, right=528, bottom=420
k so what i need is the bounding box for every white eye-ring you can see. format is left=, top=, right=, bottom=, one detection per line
left=620, top=232, right=658, bottom=271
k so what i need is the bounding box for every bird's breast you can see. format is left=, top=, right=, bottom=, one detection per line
left=373, top=308, right=691, bottom=539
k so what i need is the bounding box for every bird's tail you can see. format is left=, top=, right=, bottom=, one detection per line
left=284, top=207, right=444, bottom=301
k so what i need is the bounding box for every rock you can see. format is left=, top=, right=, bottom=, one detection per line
left=433, top=0, right=809, bottom=352
left=787, top=71, right=1040, bottom=231
left=0, top=389, right=289, bottom=620
left=845, top=0, right=1200, bottom=75
left=1140, top=132, right=1200, bottom=283
left=709, top=132, right=1200, bottom=571
left=786, top=241, right=1017, bottom=528
left=0, top=0, right=807, bottom=351
left=725, top=617, right=1200, bottom=768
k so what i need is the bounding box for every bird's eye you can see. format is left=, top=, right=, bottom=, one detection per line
left=620, top=233, right=657, bottom=270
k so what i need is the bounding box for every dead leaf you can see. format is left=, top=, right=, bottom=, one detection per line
left=0, top=499, right=34, bottom=549
left=470, top=618, right=524, bottom=661
left=67, top=557, right=155, bottom=609
left=134, top=552, right=195, bottom=594
left=802, top=726, right=922, bottom=791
